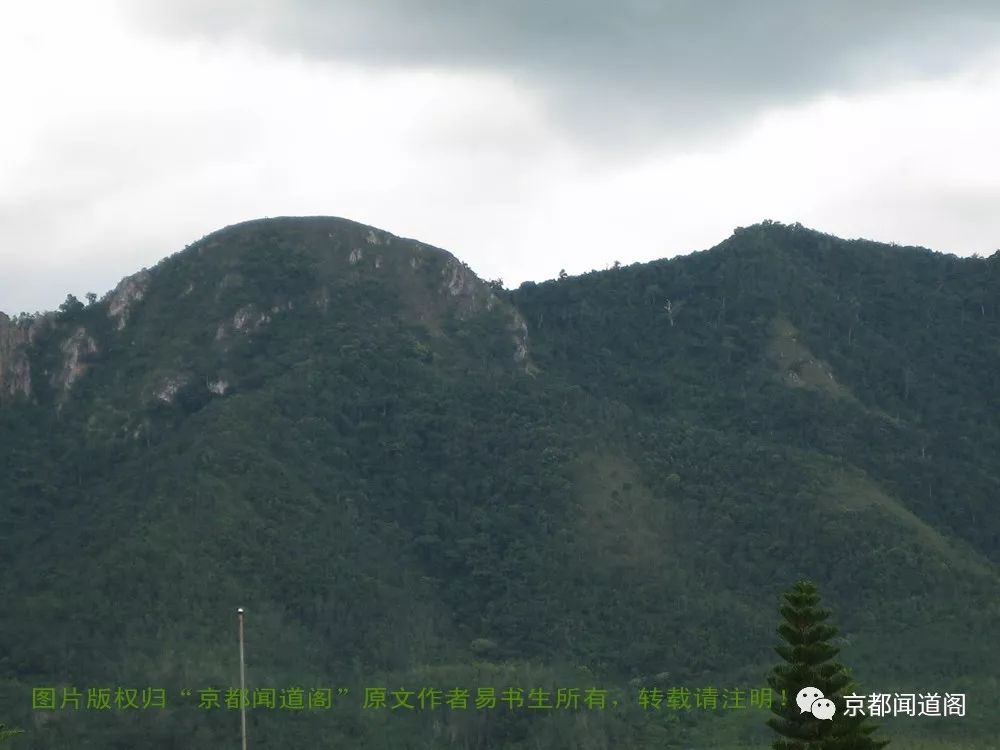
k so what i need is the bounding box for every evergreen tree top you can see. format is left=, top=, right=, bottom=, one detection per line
left=767, top=580, right=890, bottom=750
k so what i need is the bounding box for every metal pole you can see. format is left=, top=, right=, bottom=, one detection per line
left=238, top=607, right=247, bottom=750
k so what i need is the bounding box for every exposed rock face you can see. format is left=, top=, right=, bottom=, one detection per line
left=216, top=303, right=274, bottom=344
left=509, top=310, right=531, bottom=365
left=208, top=378, right=230, bottom=395
left=438, top=258, right=534, bottom=370
left=0, top=312, right=33, bottom=398
left=366, top=229, right=388, bottom=246
left=54, top=327, right=99, bottom=392
left=767, top=315, right=852, bottom=401
left=155, top=374, right=190, bottom=403
left=442, top=258, right=478, bottom=304
left=440, top=257, right=503, bottom=322
left=106, top=269, right=151, bottom=331
left=232, top=304, right=271, bottom=332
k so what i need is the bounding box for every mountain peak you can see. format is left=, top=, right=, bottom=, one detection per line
left=0, top=216, right=533, bottom=409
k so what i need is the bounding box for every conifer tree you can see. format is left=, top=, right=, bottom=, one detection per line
left=766, top=580, right=889, bottom=750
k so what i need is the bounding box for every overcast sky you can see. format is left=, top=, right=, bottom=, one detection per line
left=2, top=1, right=1000, bottom=315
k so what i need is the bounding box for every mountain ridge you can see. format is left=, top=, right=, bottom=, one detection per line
left=0, top=215, right=535, bottom=410
left=2, top=216, right=998, bottom=748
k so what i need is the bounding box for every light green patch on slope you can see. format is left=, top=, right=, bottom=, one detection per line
left=572, top=451, right=671, bottom=567
left=767, top=315, right=856, bottom=401
left=826, top=470, right=999, bottom=582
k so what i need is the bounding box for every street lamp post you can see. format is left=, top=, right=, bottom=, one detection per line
left=237, top=607, right=247, bottom=750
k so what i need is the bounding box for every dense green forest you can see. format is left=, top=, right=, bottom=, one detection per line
left=1, top=217, right=997, bottom=748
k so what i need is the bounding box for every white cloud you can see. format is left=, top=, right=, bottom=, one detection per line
left=1, top=1, right=998, bottom=315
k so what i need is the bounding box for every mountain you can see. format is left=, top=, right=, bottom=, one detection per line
left=1, top=217, right=998, bottom=749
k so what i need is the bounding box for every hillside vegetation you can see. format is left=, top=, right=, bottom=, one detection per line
left=1, top=217, right=997, bottom=748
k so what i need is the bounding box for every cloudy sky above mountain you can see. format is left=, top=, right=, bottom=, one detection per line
left=2, top=0, right=1000, bottom=314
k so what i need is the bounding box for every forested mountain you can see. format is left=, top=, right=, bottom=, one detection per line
left=1, top=217, right=998, bottom=749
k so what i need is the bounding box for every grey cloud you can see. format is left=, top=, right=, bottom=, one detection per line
left=124, top=0, right=1000, bottom=146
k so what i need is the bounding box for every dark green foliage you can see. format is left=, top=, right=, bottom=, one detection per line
left=766, top=581, right=888, bottom=749
left=57, top=293, right=85, bottom=319
left=0, top=218, right=998, bottom=747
